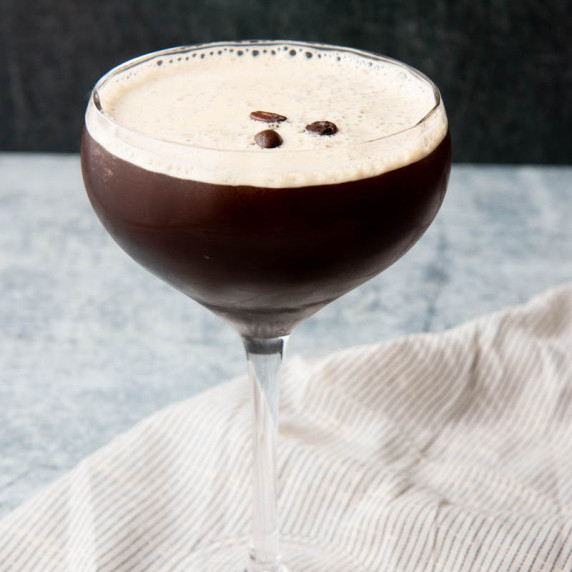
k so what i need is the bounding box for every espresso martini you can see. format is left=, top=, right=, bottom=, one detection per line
left=82, top=42, right=450, bottom=338
left=82, top=41, right=451, bottom=572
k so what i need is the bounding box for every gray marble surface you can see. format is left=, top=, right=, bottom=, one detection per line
left=0, top=155, right=570, bottom=519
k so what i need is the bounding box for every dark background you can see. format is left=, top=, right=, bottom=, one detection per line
left=1, top=0, right=570, bottom=163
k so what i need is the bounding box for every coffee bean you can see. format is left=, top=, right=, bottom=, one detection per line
left=255, top=130, right=283, bottom=149
left=250, top=110, right=287, bottom=123
left=306, top=121, right=338, bottom=136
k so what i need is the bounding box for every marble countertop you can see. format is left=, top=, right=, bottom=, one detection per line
left=0, top=155, right=570, bottom=519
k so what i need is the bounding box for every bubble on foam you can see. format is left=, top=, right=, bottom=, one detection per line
left=86, top=43, right=448, bottom=188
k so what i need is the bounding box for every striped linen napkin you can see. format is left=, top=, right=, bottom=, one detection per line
left=1, top=284, right=571, bottom=571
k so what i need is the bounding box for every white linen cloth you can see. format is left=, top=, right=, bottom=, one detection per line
left=0, top=284, right=571, bottom=571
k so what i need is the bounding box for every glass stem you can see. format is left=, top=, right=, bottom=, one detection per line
left=243, top=335, right=289, bottom=572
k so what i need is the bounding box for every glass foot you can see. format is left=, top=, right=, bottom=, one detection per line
left=181, top=537, right=368, bottom=571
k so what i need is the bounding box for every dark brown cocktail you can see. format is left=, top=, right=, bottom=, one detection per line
left=82, top=132, right=450, bottom=337
left=81, top=42, right=450, bottom=571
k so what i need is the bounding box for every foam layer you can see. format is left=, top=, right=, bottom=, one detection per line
left=86, top=42, right=448, bottom=187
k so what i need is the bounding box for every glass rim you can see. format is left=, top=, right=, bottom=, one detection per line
left=88, top=40, right=446, bottom=156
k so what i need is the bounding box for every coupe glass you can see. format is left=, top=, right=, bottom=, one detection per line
left=81, top=41, right=451, bottom=571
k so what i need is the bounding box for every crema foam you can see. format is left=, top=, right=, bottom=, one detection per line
left=86, top=43, right=448, bottom=187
